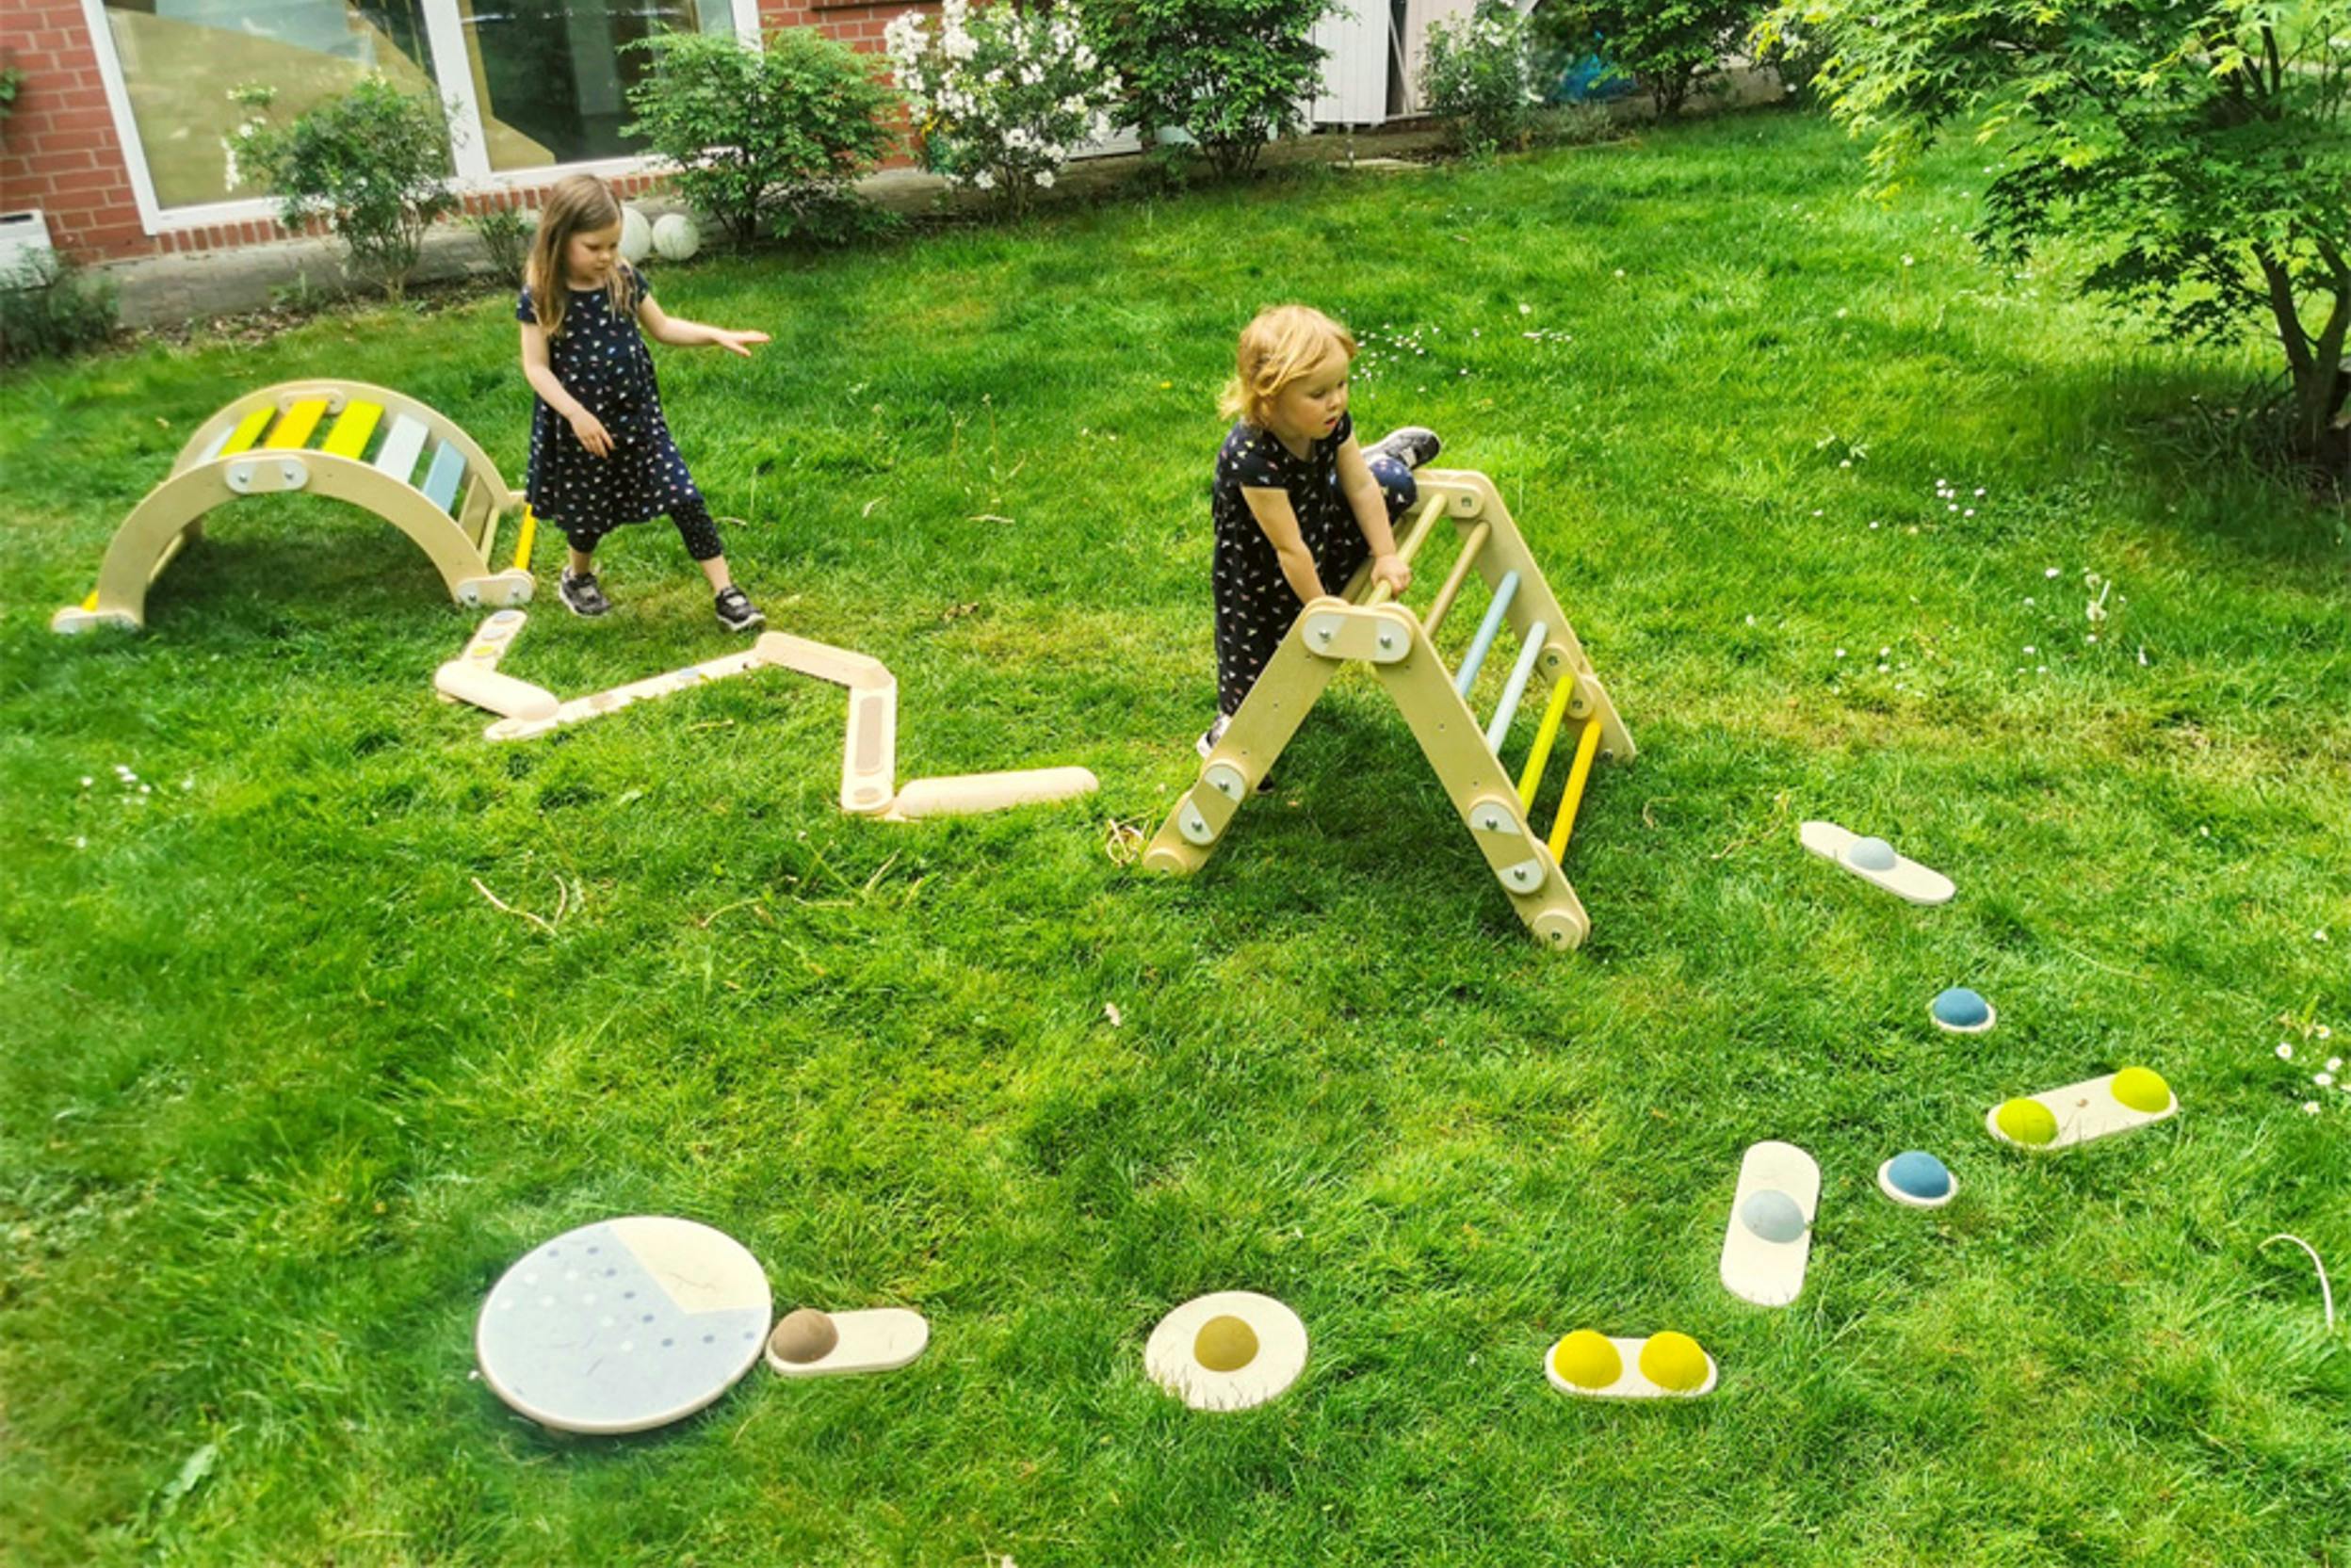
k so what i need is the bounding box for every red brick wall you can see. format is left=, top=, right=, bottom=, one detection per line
left=1, top=0, right=147, bottom=257
left=6, top=0, right=924, bottom=264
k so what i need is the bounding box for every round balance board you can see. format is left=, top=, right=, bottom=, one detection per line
left=477, top=1216, right=772, bottom=1434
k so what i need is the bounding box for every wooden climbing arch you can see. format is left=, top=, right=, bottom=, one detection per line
left=52, top=379, right=534, bottom=634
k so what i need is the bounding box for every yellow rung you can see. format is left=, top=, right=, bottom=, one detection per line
left=262, top=397, right=330, bottom=451
left=1547, top=715, right=1604, bottom=860
left=511, top=504, right=537, bottom=574
left=1363, top=495, right=1445, bottom=607
left=319, top=400, right=383, bottom=459
left=1420, top=522, right=1491, bottom=639
left=217, top=406, right=276, bottom=458
left=1516, top=672, right=1579, bottom=808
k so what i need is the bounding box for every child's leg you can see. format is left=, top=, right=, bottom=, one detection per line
left=558, top=522, right=612, bottom=616
left=1365, top=452, right=1419, bottom=520
left=675, top=500, right=764, bottom=630
left=673, top=500, right=731, bottom=589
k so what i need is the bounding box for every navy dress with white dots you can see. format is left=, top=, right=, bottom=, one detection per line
left=518, top=265, right=722, bottom=560
left=1210, top=410, right=1418, bottom=717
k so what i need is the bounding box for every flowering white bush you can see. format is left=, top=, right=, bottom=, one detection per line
left=1420, top=0, right=1548, bottom=158
left=884, top=0, right=1121, bottom=217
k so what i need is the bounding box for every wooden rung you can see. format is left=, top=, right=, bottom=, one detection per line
left=319, top=400, right=383, bottom=460
left=510, top=505, right=537, bottom=574
left=1396, top=495, right=1443, bottom=566
left=373, top=414, right=430, bottom=485
left=1547, top=716, right=1605, bottom=860
left=1516, top=671, right=1578, bottom=807
left=262, top=397, right=330, bottom=451
left=1362, top=495, right=1446, bottom=605
left=1422, top=522, right=1491, bottom=640
left=1484, top=621, right=1548, bottom=752
left=419, top=442, right=466, bottom=513
left=1453, top=569, right=1520, bottom=696
left=213, top=406, right=277, bottom=461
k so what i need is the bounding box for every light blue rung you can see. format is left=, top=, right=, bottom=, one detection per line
left=373, top=414, right=429, bottom=485
left=1484, top=620, right=1548, bottom=752
left=1453, top=570, right=1521, bottom=696
left=419, top=441, right=466, bottom=513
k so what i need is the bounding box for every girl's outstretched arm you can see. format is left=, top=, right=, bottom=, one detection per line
left=639, top=295, right=770, bottom=357
left=1336, top=437, right=1409, bottom=596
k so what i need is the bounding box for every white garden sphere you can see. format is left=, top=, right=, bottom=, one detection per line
left=652, top=212, right=701, bottom=263
left=619, top=204, right=654, bottom=264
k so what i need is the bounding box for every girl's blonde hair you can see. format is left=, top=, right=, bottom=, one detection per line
left=1219, top=305, right=1358, bottom=428
left=524, top=174, right=631, bottom=341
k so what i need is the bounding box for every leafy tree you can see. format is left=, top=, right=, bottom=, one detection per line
left=1085, top=0, right=1336, bottom=178
left=624, top=28, right=897, bottom=248
left=1537, top=0, right=1764, bottom=118
left=229, top=76, right=458, bottom=300
left=1770, top=0, right=2351, bottom=473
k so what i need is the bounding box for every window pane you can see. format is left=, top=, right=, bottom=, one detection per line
left=101, top=0, right=442, bottom=209
left=457, top=0, right=731, bottom=171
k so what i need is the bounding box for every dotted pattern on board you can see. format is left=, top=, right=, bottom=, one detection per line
left=477, top=1218, right=769, bottom=1432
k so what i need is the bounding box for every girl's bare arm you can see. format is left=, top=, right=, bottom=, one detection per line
left=520, top=323, right=587, bottom=420
left=638, top=296, right=769, bottom=357
left=1241, top=488, right=1332, bottom=606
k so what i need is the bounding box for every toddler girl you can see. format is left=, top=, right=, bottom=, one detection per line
left=518, top=173, right=770, bottom=630
left=1203, top=303, right=1441, bottom=754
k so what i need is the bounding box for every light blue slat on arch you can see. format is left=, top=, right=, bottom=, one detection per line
left=419, top=441, right=466, bottom=513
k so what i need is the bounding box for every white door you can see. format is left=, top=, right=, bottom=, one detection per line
left=1312, top=0, right=1391, bottom=124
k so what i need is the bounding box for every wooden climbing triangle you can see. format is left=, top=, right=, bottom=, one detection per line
left=1143, top=467, right=1633, bottom=949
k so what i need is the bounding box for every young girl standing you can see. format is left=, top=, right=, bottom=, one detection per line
left=1202, top=303, right=1442, bottom=755
left=518, top=174, right=771, bottom=630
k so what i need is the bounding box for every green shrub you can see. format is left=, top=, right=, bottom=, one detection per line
left=1084, top=0, right=1337, bottom=180
left=467, top=206, right=532, bottom=285
left=1420, top=0, right=1549, bottom=158
left=1536, top=0, right=1765, bottom=118
left=227, top=76, right=458, bottom=300
left=624, top=28, right=896, bottom=248
left=0, top=251, right=120, bottom=363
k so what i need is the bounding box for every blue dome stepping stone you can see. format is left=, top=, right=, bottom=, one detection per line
left=477, top=1216, right=771, bottom=1435
left=1876, top=1151, right=1958, bottom=1208
left=1930, top=987, right=1996, bottom=1033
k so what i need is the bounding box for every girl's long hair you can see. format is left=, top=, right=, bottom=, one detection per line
left=1219, top=305, right=1357, bottom=429
left=524, top=174, right=631, bottom=342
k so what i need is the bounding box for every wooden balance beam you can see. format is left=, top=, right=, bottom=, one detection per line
left=438, top=618, right=1096, bottom=822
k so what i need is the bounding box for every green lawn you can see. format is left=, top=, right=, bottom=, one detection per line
left=4, top=109, right=2348, bottom=1566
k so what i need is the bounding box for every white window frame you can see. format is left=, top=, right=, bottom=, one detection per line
left=77, top=0, right=761, bottom=236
